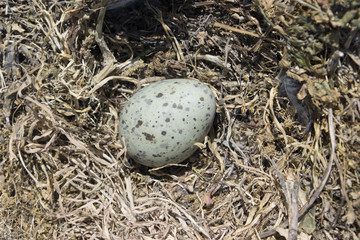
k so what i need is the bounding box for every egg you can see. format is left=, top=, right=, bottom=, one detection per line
left=118, top=79, right=216, bottom=167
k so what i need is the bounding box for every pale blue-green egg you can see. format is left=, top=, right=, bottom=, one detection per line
left=119, top=79, right=216, bottom=167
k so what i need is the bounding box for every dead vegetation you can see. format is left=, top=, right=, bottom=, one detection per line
left=0, top=0, right=359, bottom=239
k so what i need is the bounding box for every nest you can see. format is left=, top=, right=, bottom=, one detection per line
left=0, top=0, right=359, bottom=239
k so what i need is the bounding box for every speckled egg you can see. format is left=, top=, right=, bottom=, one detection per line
left=118, top=79, right=216, bottom=167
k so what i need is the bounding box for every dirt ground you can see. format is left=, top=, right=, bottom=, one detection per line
left=0, top=0, right=359, bottom=239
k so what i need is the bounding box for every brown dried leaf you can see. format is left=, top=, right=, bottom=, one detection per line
left=306, top=78, right=341, bottom=104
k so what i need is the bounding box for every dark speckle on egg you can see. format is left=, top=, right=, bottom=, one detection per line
left=136, top=120, right=143, bottom=128
left=142, top=132, right=155, bottom=141
left=181, top=148, right=189, bottom=153
left=156, top=93, right=163, bottom=98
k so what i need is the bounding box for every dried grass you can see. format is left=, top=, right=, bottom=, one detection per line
left=0, top=0, right=359, bottom=239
